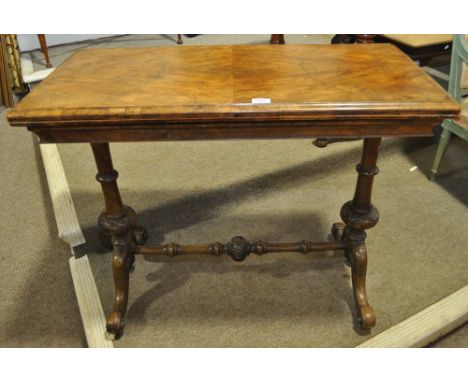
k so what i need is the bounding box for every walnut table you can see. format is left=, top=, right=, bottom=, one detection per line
left=7, top=44, right=459, bottom=339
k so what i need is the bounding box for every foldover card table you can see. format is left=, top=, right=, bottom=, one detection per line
left=8, top=44, right=459, bottom=339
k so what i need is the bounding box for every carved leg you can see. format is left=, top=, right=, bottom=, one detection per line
left=177, top=34, right=183, bottom=45
left=107, top=232, right=133, bottom=339
left=92, top=142, right=148, bottom=249
left=98, top=206, right=147, bottom=249
left=91, top=143, right=147, bottom=339
left=347, top=240, right=375, bottom=328
left=339, top=137, right=381, bottom=329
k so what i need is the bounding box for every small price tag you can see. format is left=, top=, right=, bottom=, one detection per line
left=251, top=98, right=271, bottom=104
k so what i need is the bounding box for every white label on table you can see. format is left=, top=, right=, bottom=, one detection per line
left=252, top=98, right=271, bottom=104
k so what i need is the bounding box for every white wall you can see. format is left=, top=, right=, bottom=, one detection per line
left=17, top=34, right=119, bottom=52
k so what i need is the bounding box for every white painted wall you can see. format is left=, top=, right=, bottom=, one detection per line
left=17, top=34, right=119, bottom=52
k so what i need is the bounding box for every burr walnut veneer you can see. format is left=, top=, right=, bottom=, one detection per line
left=8, top=44, right=459, bottom=339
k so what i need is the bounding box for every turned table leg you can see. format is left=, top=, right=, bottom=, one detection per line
left=107, top=231, right=133, bottom=338
left=91, top=143, right=147, bottom=339
left=336, top=138, right=381, bottom=329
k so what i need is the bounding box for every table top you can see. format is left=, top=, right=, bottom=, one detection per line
left=8, top=44, right=459, bottom=142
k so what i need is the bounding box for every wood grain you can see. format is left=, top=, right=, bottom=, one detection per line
left=8, top=44, right=459, bottom=142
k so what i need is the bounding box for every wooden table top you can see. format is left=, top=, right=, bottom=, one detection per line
left=8, top=44, right=459, bottom=143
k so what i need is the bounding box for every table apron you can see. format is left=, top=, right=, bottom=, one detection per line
left=28, top=118, right=441, bottom=143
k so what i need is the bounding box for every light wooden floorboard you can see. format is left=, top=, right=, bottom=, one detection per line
left=40, top=142, right=113, bottom=348
left=357, top=285, right=468, bottom=347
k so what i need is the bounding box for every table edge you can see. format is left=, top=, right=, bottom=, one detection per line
left=7, top=102, right=461, bottom=126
